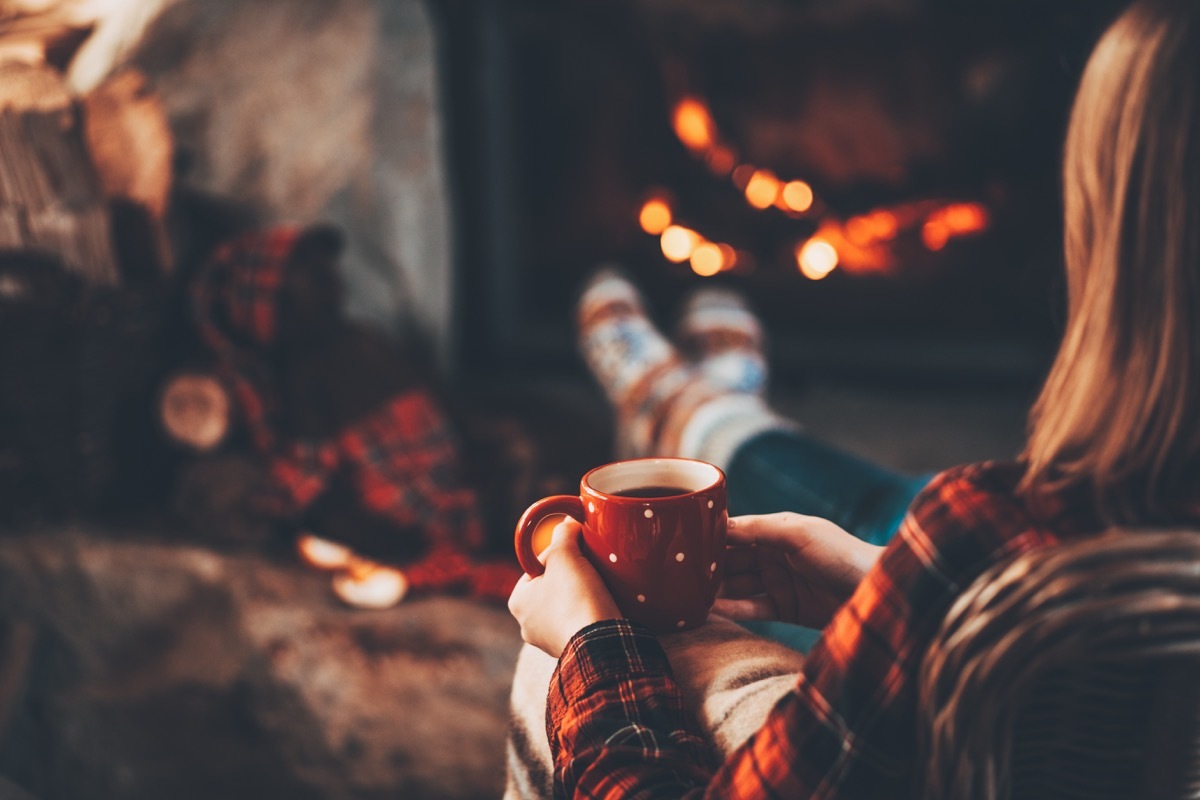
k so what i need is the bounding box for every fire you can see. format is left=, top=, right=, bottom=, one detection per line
left=744, top=170, right=781, bottom=210
left=706, top=146, right=737, bottom=176
left=796, top=238, right=839, bottom=280
left=661, top=225, right=701, bottom=262
left=673, top=97, right=716, bottom=152
left=781, top=181, right=814, bottom=213
left=718, top=243, right=738, bottom=271
left=332, top=563, right=409, bottom=610
left=921, top=202, right=989, bottom=251
left=731, top=164, right=756, bottom=190
left=922, top=221, right=950, bottom=251
left=690, top=242, right=724, bottom=277
left=845, top=210, right=900, bottom=248
left=639, top=197, right=672, bottom=235
left=649, top=87, right=995, bottom=275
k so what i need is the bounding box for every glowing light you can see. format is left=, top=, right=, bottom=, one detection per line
left=731, top=164, right=757, bottom=190
left=332, top=563, right=409, bottom=609
left=297, top=533, right=356, bottom=570
left=706, top=146, right=737, bottom=176
left=796, top=238, right=839, bottom=280
left=845, top=216, right=873, bottom=246
left=673, top=97, right=716, bottom=152
left=868, top=211, right=899, bottom=240
left=690, top=242, right=724, bottom=276
left=922, top=221, right=949, bottom=251
left=744, top=170, right=781, bottom=210
left=781, top=180, right=814, bottom=213
left=717, top=243, right=737, bottom=270
left=661, top=225, right=701, bottom=262
left=938, top=202, right=990, bottom=234
left=639, top=197, right=672, bottom=234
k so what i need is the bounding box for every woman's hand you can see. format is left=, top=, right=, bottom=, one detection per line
left=508, top=518, right=622, bottom=658
left=714, top=513, right=882, bottom=630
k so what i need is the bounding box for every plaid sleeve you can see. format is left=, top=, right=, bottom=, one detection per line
left=548, top=462, right=1055, bottom=800
left=548, top=620, right=715, bottom=799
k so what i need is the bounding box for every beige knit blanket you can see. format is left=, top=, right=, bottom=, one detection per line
left=504, top=615, right=806, bottom=799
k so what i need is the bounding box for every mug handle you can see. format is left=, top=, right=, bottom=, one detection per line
left=514, top=495, right=586, bottom=577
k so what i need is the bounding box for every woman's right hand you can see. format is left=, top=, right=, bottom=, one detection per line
left=713, top=513, right=883, bottom=630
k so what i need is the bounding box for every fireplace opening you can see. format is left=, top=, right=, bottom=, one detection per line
left=441, top=0, right=1125, bottom=386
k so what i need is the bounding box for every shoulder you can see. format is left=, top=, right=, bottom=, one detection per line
left=885, top=461, right=1047, bottom=594
left=908, top=461, right=1028, bottom=530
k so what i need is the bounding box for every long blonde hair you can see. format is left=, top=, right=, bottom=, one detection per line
left=1022, top=0, right=1200, bottom=518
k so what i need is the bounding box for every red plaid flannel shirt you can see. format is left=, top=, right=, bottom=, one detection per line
left=546, top=461, right=1199, bottom=799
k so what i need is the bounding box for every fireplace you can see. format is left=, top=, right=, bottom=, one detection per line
left=439, top=0, right=1125, bottom=386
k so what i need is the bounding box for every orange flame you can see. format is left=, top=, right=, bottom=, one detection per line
left=706, top=146, right=737, bottom=176
left=796, top=238, right=839, bottom=280
left=717, top=243, right=738, bottom=271
left=781, top=181, right=814, bottom=213
left=922, top=221, right=950, bottom=251
left=639, top=197, right=672, bottom=235
left=807, top=219, right=896, bottom=274
left=690, top=242, right=724, bottom=276
left=673, top=97, right=716, bottom=152
left=661, top=225, right=701, bottom=262
left=744, top=170, right=781, bottom=210
left=921, top=202, right=989, bottom=250
left=731, top=164, right=757, bottom=190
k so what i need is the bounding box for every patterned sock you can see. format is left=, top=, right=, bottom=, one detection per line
left=676, top=288, right=768, bottom=395
left=576, top=268, right=696, bottom=458
left=668, top=392, right=798, bottom=471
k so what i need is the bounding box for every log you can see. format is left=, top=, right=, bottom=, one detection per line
left=159, top=370, right=232, bottom=452
left=0, top=61, right=119, bottom=285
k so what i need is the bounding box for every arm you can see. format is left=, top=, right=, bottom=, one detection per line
left=523, top=464, right=1043, bottom=799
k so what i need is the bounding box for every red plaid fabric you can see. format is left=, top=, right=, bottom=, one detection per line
left=193, top=228, right=517, bottom=599
left=192, top=227, right=299, bottom=453
left=547, top=461, right=1200, bottom=799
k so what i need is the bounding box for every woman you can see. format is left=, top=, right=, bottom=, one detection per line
left=508, top=0, right=1200, bottom=796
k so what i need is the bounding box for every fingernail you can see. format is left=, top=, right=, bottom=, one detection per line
left=726, top=517, right=737, bottom=529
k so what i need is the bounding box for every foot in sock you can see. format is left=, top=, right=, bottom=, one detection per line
left=577, top=270, right=794, bottom=466
left=676, top=288, right=768, bottom=395
left=576, top=268, right=695, bottom=458
left=662, top=288, right=797, bottom=467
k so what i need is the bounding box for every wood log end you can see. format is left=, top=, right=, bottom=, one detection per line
left=160, top=371, right=231, bottom=452
left=0, top=61, right=72, bottom=113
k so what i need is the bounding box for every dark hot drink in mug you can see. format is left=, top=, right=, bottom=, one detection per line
left=617, top=485, right=692, bottom=498
left=515, top=458, right=728, bottom=632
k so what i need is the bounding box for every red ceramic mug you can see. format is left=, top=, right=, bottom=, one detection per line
left=514, top=457, right=728, bottom=632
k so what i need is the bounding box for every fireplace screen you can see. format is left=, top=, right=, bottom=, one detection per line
left=443, top=0, right=1124, bottom=384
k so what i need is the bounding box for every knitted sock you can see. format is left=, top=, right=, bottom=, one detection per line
left=650, top=383, right=795, bottom=471
left=676, top=288, right=768, bottom=395
left=576, top=269, right=695, bottom=458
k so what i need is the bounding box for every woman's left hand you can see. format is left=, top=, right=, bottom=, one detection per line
left=508, top=518, right=623, bottom=658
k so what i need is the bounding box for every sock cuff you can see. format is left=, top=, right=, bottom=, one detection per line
left=675, top=394, right=798, bottom=471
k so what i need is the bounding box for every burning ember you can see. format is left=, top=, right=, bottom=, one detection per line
left=638, top=94, right=993, bottom=281
left=796, top=238, right=839, bottom=281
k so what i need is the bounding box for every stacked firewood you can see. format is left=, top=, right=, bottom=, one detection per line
left=0, top=6, right=175, bottom=522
